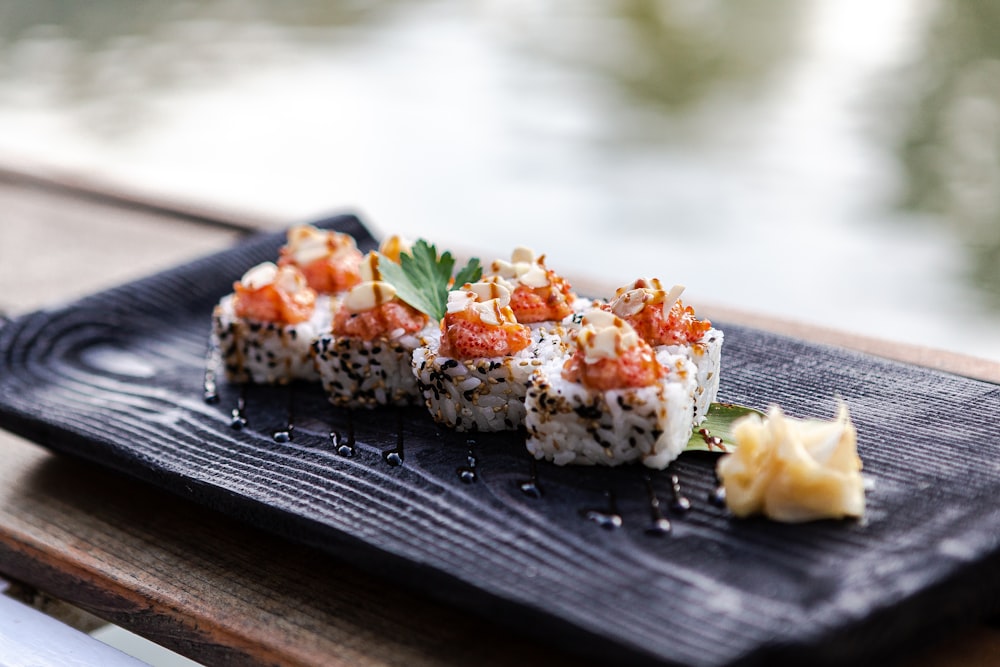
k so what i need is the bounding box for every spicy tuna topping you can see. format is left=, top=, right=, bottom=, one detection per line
left=278, top=224, right=363, bottom=294
left=232, top=262, right=317, bottom=325
left=562, top=309, right=665, bottom=391
left=439, top=280, right=531, bottom=358
left=606, top=278, right=710, bottom=346
left=488, top=247, right=576, bottom=323
left=333, top=252, right=428, bottom=340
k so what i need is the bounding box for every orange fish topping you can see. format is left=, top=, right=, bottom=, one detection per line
left=561, top=308, right=665, bottom=390
left=333, top=301, right=428, bottom=341
left=624, top=299, right=711, bottom=346
left=440, top=308, right=531, bottom=359
left=277, top=225, right=363, bottom=294
left=439, top=281, right=531, bottom=359
left=607, top=278, right=710, bottom=345
left=488, top=248, right=576, bottom=323
left=233, top=264, right=316, bottom=325
left=508, top=272, right=575, bottom=323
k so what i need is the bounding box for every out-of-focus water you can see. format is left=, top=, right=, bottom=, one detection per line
left=1, top=0, right=998, bottom=361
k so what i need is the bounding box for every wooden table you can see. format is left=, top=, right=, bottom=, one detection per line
left=2, top=168, right=999, bottom=666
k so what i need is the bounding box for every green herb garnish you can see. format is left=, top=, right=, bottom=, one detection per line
left=684, top=403, right=764, bottom=453
left=377, top=239, right=483, bottom=321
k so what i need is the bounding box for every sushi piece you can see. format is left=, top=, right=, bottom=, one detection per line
left=525, top=309, right=697, bottom=469
left=212, top=261, right=330, bottom=384
left=278, top=224, right=364, bottom=294
left=606, top=278, right=722, bottom=424
left=313, top=252, right=434, bottom=407
left=411, top=279, right=564, bottom=431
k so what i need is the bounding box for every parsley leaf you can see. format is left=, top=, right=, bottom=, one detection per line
left=454, top=257, right=482, bottom=288
left=377, top=240, right=482, bottom=321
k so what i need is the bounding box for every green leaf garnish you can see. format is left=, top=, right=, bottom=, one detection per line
left=454, top=257, right=482, bottom=289
left=684, top=403, right=764, bottom=453
left=377, top=240, right=483, bottom=321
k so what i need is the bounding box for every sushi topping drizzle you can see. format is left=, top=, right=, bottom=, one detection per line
left=608, top=278, right=710, bottom=345
left=342, top=253, right=400, bottom=313
left=490, top=247, right=551, bottom=288
left=278, top=224, right=363, bottom=294
left=439, top=281, right=531, bottom=358
left=562, top=309, right=665, bottom=390
left=343, top=281, right=397, bottom=313
left=375, top=239, right=482, bottom=322
left=283, top=224, right=360, bottom=266
left=488, top=247, right=576, bottom=323
left=232, top=262, right=316, bottom=324
left=333, top=253, right=428, bottom=340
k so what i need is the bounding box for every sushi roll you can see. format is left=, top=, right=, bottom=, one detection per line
left=411, top=279, right=564, bottom=431
left=606, top=279, right=722, bottom=424
left=525, top=309, right=697, bottom=469
left=278, top=223, right=364, bottom=294
left=212, top=261, right=330, bottom=384
left=313, top=252, right=434, bottom=407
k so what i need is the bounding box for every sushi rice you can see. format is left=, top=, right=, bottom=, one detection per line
left=656, top=327, right=723, bottom=425
left=411, top=328, right=567, bottom=431
left=212, top=293, right=332, bottom=384
left=313, top=321, right=436, bottom=407
left=524, top=357, right=696, bottom=469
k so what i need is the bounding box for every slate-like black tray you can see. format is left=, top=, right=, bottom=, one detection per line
left=2, top=213, right=1000, bottom=666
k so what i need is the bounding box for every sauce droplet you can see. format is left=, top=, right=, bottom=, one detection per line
left=203, top=340, right=221, bottom=404
left=709, top=467, right=727, bottom=507
left=456, top=438, right=478, bottom=483
left=668, top=466, right=691, bottom=514
left=272, top=385, right=295, bottom=443
left=518, top=432, right=544, bottom=498
left=332, top=410, right=356, bottom=457
left=642, top=473, right=671, bottom=536
left=230, top=384, right=248, bottom=430
left=580, top=490, right=623, bottom=529
left=383, top=410, right=405, bottom=466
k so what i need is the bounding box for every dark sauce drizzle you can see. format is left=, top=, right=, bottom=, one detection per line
left=202, top=339, right=221, bottom=404
left=642, top=473, right=671, bottom=536
left=667, top=464, right=691, bottom=514
left=230, top=383, right=248, bottom=430
left=709, top=467, right=727, bottom=508
left=456, top=438, right=478, bottom=483
left=331, top=409, right=356, bottom=457
left=580, top=490, right=623, bottom=530
left=518, top=456, right=543, bottom=499
left=206, top=367, right=718, bottom=535
left=272, top=385, right=294, bottom=443
left=382, top=410, right=405, bottom=466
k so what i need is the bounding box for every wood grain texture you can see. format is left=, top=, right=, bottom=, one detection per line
left=2, top=215, right=1000, bottom=666
left=0, top=433, right=578, bottom=667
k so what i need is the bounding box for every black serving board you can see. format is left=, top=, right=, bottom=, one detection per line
left=2, top=214, right=1000, bottom=666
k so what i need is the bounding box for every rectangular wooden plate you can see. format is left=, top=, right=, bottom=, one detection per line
left=2, top=214, right=999, bottom=666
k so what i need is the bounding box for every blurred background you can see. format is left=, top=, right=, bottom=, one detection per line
left=1, top=0, right=998, bottom=362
